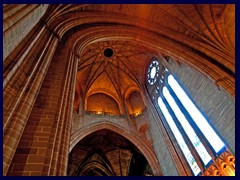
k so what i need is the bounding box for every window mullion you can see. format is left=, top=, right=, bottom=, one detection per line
left=163, top=86, right=214, bottom=165
left=161, top=93, right=205, bottom=174
left=153, top=98, right=191, bottom=175
left=166, top=83, right=223, bottom=161
left=167, top=75, right=225, bottom=154
left=157, top=95, right=201, bottom=176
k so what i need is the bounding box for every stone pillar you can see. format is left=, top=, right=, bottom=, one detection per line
left=78, top=92, right=84, bottom=117
left=3, top=4, right=48, bottom=60
left=46, top=50, right=78, bottom=175
left=123, top=100, right=138, bottom=133
left=6, top=40, right=78, bottom=175
left=3, top=25, right=59, bottom=175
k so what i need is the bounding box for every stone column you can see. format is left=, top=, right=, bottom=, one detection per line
left=78, top=92, right=84, bottom=117
left=123, top=100, right=138, bottom=133
left=3, top=24, right=59, bottom=175
left=46, top=50, right=78, bottom=175
left=3, top=4, right=48, bottom=60
left=6, top=40, right=78, bottom=176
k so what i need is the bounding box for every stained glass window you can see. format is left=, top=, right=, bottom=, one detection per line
left=167, top=75, right=225, bottom=153
left=146, top=58, right=226, bottom=176
left=158, top=96, right=201, bottom=176
left=163, top=87, right=212, bottom=165
left=147, top=60, right=159, bottom=85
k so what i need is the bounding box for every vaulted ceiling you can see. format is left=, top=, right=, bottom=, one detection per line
left=43, top=4, right=235, bottom=112
left=75, top=40, right=153, bottom=111
left=2, top=4, right=235, bottom=176
left=68, top=129, right=150, bottom=176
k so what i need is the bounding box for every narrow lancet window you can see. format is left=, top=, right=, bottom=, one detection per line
left=146, top=58, right=228, bottom=176
left=167, top=75, right=225, bottom=153
left=158, top=97, right=201, bottom=176
left=163, top=86, right=212, bottom=165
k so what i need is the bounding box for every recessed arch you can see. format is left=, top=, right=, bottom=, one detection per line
left=70, top=122, right=162, bottom=176
left=85, top=89, right=124, bottom=115
left=124, top=87, right=141, bottom=100
left=85, top=93, right=120, bottom=115
left=127, top=90, right=146, bottom=116
left=69, top=129, right=150, bottom=176
left=86, top=90, right=120, bottom=107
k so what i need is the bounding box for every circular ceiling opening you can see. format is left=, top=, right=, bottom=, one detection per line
left=103, top=48, right=114, bottom=58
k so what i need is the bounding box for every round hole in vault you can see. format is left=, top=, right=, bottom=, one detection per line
left=103, top=48, right=114, bottom=58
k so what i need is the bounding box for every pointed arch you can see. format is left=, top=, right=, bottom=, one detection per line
left=70, top=122, right=162, bottom=176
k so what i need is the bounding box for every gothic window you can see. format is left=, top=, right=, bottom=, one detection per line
left=146, top=58, right=226, bottom=176
left=147, top=60, right=159, bottom=85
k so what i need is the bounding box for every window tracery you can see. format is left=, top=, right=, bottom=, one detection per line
left=147, top=60, right=159, bottom=85
left=146, top=58, right=235, bottom=176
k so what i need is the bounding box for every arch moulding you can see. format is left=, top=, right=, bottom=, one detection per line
left=63, top=24, right=234, bottom=98
left=70, top=122, right=162, bottom=176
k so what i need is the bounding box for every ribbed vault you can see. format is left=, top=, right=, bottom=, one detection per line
left=3, top=4, right=235, bottom=176
left=74, top=40, right=152, bottom=112
left=42, top=4, right=234, bottom=108
left=43, top=4, right=235, bottom=175
left=68, top=129, right=152, bottom=176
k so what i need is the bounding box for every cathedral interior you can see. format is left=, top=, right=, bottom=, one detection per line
left=3, top=4, right=235, bottom=176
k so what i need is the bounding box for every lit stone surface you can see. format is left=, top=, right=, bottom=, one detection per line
left=3, top=4, right=235, bottom=176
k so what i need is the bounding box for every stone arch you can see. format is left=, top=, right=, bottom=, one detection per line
left=46, top=11, right=234, bottom=97
left=70, top=122, right=162, bottom=176
left=66, top=26, right=234, bottom=97
left=85, top=92, right=120, bottom=115
left=124, top=87, right=141, bottom=100
left=127, top=90, right=146, bottom=116
left=85, top=91, right=120, bottom=111
left=124, top=87, right=141, bottom=115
